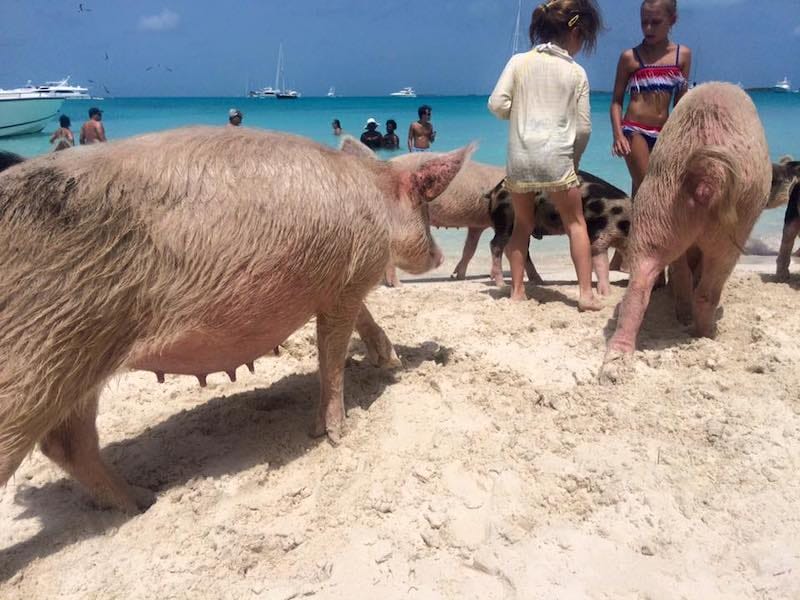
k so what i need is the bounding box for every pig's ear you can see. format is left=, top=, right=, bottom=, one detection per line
left=340, top=135, right=377, bottom=160
left=407, top=143, right=477, bottom=202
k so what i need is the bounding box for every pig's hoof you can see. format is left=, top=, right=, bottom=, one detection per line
left=366, top=344, right=402, bottom=368
left=491, top=273, right=506, bottom=287
left=310, top=419, right=345, bottom=446
left=131, top=485, right=157, bottom=512
left=599, top=350, right=633, bottom=385
left=450, top=270, right=467, bottom=281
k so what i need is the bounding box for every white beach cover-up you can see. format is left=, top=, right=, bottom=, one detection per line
left=488, top=43, right=591, bottom=193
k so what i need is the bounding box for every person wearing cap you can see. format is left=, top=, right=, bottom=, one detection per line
left=359, top=117, right=383, bottom=150
left=228, top=108, right=243, bottom=127
left=80, top=106, right=106, bottom=145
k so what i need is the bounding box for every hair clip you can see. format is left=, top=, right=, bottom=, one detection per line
left=568, top=14, right=580, bottom=27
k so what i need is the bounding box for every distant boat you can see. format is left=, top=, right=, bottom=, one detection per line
left=0, top=84, right=64, bottom=137
left=390, top=87, right=416, bottom=98
left=327, top=86, right=336, bottom=98
left=274, top=43, right=301, bottom=100
left=774, top=76, right=792, bottom=93
left=31, top=76, right=90, bottom=99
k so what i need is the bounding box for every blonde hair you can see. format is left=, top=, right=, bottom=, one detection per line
left=530, top=0, right=604, bottom=54
left=642, top=0, right=678, bottom=17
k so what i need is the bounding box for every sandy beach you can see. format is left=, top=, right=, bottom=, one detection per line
left=1, top=258, right=799, bottom=599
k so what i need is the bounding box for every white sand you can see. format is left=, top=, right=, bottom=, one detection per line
left=2, top=260, right=800, bottom=599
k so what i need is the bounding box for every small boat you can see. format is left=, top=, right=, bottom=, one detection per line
left=276, top=89, right=300, bottom=100
left=327, top=86, right=336, bottom=98
left=774, top=77, right=792, bottom=93
left=0, top=86, right=64, bottom=137
left=390, top=87, right=416, bottom=98
left=249, top=86, right=278, bottom=98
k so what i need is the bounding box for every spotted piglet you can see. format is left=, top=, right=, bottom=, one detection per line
left=487, top=171, right=632, bottom=295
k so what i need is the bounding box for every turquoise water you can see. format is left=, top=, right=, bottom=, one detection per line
left=2, top=92, right=799, bottom=260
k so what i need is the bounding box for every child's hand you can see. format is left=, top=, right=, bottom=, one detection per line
left=612, top=136, right=630, bottom=157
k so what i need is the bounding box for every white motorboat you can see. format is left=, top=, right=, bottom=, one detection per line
left=0, top=87, right=64, bottom=137
left=327, top=86, right=336, bottom=98
left=31, top=76, right=90, bottom=99
left=390, top=87, right=416, bottom=98
left=774, top=77, right=792, bottom=93
left=249, top=86, right=277, bottom=98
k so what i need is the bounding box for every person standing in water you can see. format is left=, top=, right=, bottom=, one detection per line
left=79, top=107, right=106, bottom=145
left=50, top=115, right=74, bottom=151
left=382, top=119, right=400, bottom=150
left=407, top=105, right=436, bottom=152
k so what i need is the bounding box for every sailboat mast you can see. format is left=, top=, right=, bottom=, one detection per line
left=511, top=0, right=522, bottom=55
left=274, top=43, right=283, bottom=91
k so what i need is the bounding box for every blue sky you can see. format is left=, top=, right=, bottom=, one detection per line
left=2, top=0, right=799, bottom=96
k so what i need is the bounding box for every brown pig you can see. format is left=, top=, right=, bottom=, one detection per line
left=0, top=127, right=472, bottom=512
left=605, top=83, right=771, bottom=359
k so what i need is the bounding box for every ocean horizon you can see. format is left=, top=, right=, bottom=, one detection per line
left=2, top=91, right=798, bottom=262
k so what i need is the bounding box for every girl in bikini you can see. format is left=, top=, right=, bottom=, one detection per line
left=610, top=0, right=691, bottom=197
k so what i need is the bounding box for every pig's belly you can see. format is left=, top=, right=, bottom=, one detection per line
left=127, top=316, right=309, bottom=376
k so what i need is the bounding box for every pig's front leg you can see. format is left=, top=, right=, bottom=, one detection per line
left=384, top=264, right=401, bottom=287
left=312, top=303, right=361, bottom=444
left=592, top=248, right=611, bottom=296
left=490, top=226, right=510, bottom=286
left=606, top=257, right=664, bottom=354
left=452, top=227, right=482, bottom=280
left=355, top=303, right=401, bottom=368
left=669, top=253, right=694, bottom=325
left=776, top=219, right=800, bottom=281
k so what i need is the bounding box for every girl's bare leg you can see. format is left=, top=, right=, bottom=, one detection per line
left=509, top=192, right=536, bottom=301
left=551, top=187, right=602, bottom=311
left=611, top=133, right=651, bottom=271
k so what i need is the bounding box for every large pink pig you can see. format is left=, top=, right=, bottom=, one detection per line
left=0, top=127, right=471, bottom=513
left=605, top=83, right=771, bottom=360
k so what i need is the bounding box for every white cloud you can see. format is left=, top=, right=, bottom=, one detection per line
left=139, top=9, right=180, bottom=32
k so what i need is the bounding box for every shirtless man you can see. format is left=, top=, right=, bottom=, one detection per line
left=407, top=105, right=436, bottom=152
left=79, top=107, right=107, bottom=145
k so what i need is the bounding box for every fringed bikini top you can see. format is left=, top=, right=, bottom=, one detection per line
left=625, top=44, right=687, bottom=95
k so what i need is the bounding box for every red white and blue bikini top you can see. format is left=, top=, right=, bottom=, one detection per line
left=626, top=44, right=687, bottom=95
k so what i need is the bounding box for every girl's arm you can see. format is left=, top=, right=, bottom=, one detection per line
left=610, top=51, right=632, bottom=157
left=574, top=74, right=591, bottom=170
left=488, top=56, right=517, bottom=120
left=674, top=46, right=693, bottom=107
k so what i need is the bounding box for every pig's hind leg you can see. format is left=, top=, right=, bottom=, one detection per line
left=39, top=391, right=149, bottom=512
left=776, top=219, right=800, bottom=281
left=691, top=250, right=738, bottom=339
left=606, top=256, right=665, bottom=354
left=669, top=253, right=694, bottom=325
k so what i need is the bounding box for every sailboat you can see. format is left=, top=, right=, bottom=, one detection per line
left=275, top=43, right=301, bottom=99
